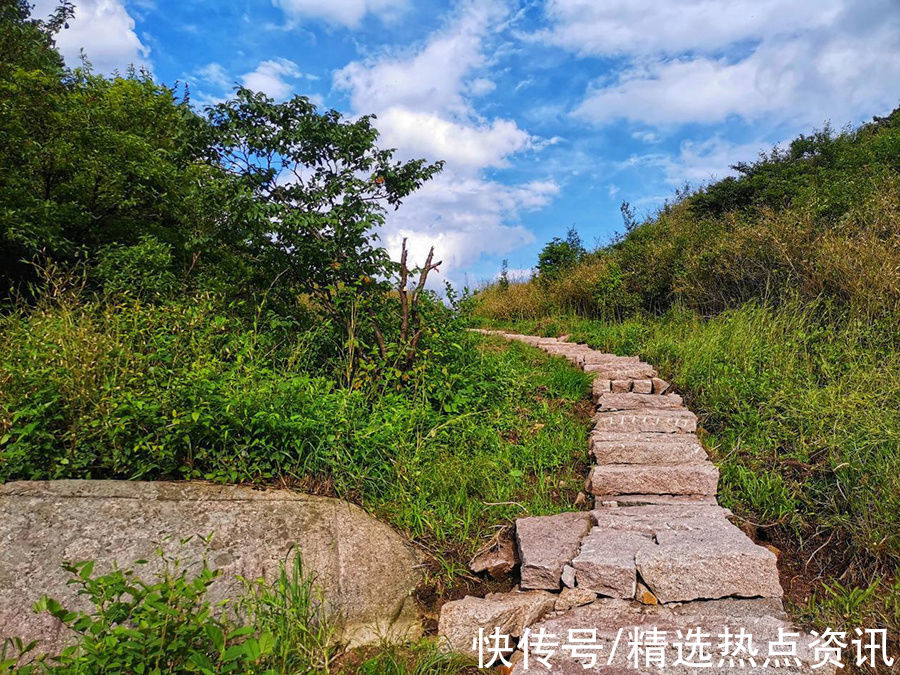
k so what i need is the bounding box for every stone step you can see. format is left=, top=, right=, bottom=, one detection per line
left=596, top=392, right=685, bottom=410
left=583, top=506, right=781, bottom=603
left=571, top=528, right=655, bottom=598
left=596, top=494, right=718, bottom=507
left=583, top=363, right=657, bottom=379
left=592, top=408, right=698, bottom=433
left=516, top=511, right=593, bottom=590
left=438, top=589, right=554, bottom=652
left=590, top=431, right=708, bottom=464
left=582, top=353, right=641, bottom=365
left=509, top=597, right=831, bottom=674
left=637, top=527, right=783, bottom=603
left=585, top=463, right=719, bottom=496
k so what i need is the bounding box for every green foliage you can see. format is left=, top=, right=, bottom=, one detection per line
left=2, top=546, right=335, bottom=674
left=207, top=89, right=442, bottom=329
left=477, top=109, right=900, bottom=320
left=0, top=62, right=237, bottom=297
left=537, top=226, right=584, bottom=280
left=94, top=235, right=177, bottom=299
left=0, top=288, right=592, bottom=573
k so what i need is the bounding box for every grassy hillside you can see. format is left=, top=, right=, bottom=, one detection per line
left=474, top=112, right=900, bottom=632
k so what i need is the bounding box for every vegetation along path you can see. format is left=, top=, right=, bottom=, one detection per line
left=438, top=330, right=834, bottom=673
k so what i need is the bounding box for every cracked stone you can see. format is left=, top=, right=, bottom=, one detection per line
left=516, top=511, right=592, bottom=590
left=592, top=408, right=698, bottom=433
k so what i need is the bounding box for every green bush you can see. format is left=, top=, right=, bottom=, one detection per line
left=94, top=236, right=177, bottom=299
left=475, top=109, right=900, bottom=321
left=2, top=546, right=335, bottom=674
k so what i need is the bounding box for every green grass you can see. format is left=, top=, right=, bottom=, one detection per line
left=476, top=300, right=900, bottom=632
left=0, top=293, right=594, bottom=583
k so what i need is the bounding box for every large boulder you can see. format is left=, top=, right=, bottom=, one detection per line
left=0, top=480, right=422, bottom=653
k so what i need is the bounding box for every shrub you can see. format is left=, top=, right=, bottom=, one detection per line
left=93, top=235, right=177, bottom=299
left=2, top=546, right=335, bottom=674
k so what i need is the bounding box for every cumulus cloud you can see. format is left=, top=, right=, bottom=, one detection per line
left=534, top=0, right=843, bottom=57
left=384, top=172, right=558, bottom=283
left=542, top=0, right=900, bottom=129
left=272, top=0, right=405, bottom=28
left=375, top=108, right=533, bottom=169
left=33, top=0, right=150, bottom=73
left=241, top=58, right=303, bottom=99
left=334, top=2, right=504, bottom=117
left=334, top=1, right=557, bottom=284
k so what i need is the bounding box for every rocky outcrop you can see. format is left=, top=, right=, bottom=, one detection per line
left=0, top=480, right=422, bottom=653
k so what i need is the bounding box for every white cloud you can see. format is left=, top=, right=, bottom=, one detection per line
left=545, top=0, right=900, bottom=130
left=196, top=63, right=231, bottom=90
left=383, top=171, right=558, bottom=286
left=625, top=137, right=766, bottom=186
left=333, top=1, right=557, bottom=283
left=375, top=108, right=533, bottom=170
left=498, top=267, right=533, bottom=283
left=272, top=0, right=405, bottom=28
left=631, top=131, right=660, bottom=144
left=535, top=0, right=843, bottom=57
left=468, top=77, right=496, bottom=96
left=33, top=0, right=150, bottom=73
left=334, top=2, right=504, bottom=118
left=241, top=58, right=303, bottom=99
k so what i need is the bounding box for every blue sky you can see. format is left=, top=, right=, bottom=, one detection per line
left=35, top=0, right=900, bottom=288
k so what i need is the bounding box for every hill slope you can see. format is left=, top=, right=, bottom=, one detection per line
left=474, top=111, right=900, bottom=634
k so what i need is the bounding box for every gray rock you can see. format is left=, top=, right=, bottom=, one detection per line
left=611, top=379, right=632, bottom=393
left=516, top=512, right=592, bottom=590
left=590, top=431, right=707, bottom=464
left=469, top=533, right=518, bottom=578
left=637, top=527, right=783, bottom=602
left=437, top=590, right=554, bottom=652
left=590, top=504, right=733, bottom=535
left=591, top=408, right=698, bottom=433
left=0, top=480, right=422, bottom=652
left=591, top=378, right=611, bottom=402
left=585, top=463, right=719, bottom=496
left=561, top=564, right=576, bottom=588
left=582, top=354, right=640, bottom=365
left=572, top=528, right=654, bottom=598
left=597, top=393, right=685, bottom=410
left=601, top=494, right=719, bottom=507
left=590, top=434, right=707, bottom=464
left=585, top=364, right=657, bottom=379
left=510, top=598, right=832, bottom=674
left=651, top=377, right=671, bottom=394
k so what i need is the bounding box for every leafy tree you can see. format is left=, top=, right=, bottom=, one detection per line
left=537, top=226, right=584, bottom=280
left=498, top=258, right=510, bottom=290
left=0, top=0, right=72, bottom=77
left=206, top=89, right=443, bottom=342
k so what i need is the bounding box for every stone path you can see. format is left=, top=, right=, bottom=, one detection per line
left=439, top=331, right=830, bottom=673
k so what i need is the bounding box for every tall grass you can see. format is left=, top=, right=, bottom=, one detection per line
left=0, top=290, right=593, bottom=580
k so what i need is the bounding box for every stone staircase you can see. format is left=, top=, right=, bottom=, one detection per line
left=438, top=330, right=831, bottom=673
